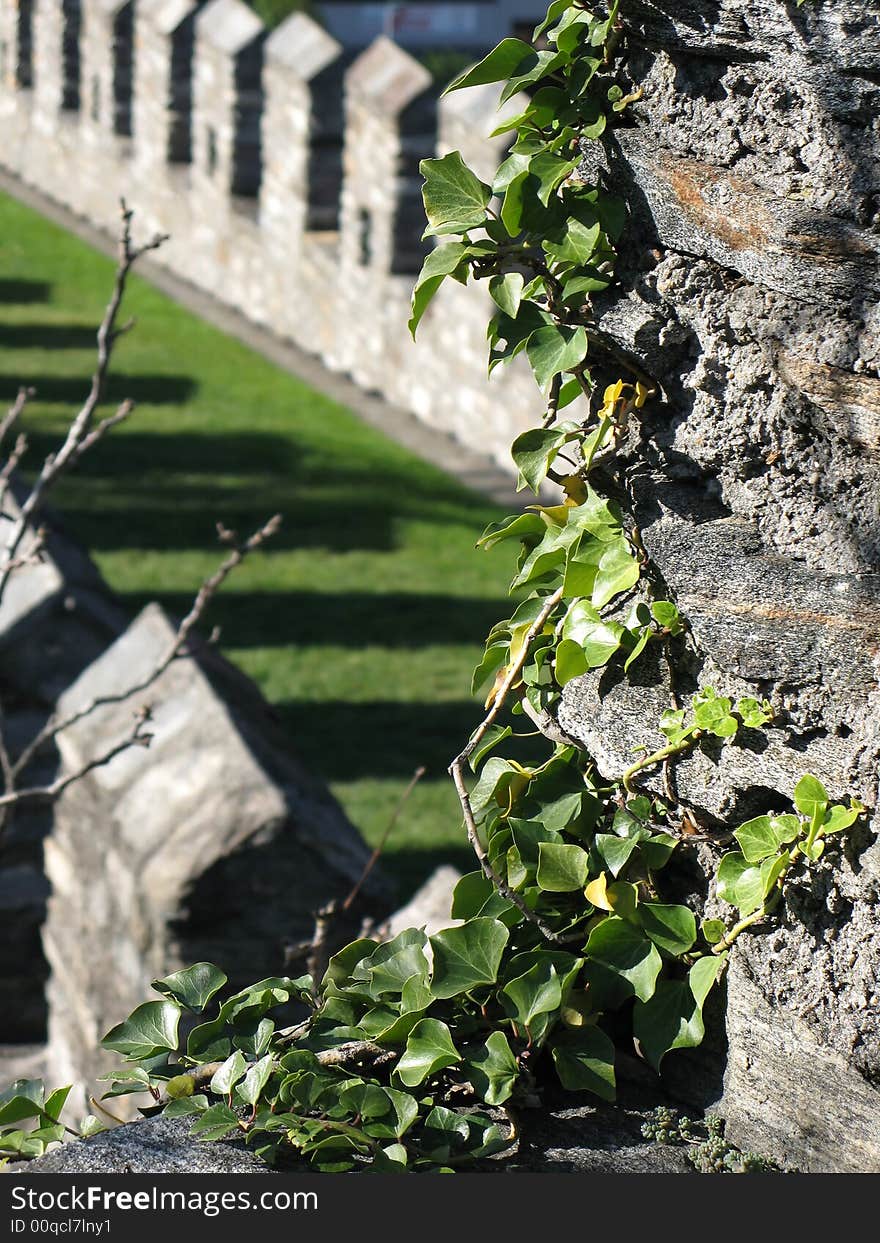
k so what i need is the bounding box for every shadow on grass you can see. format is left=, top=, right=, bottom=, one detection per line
left=0, top=373, right=199, bottom=405
left=0, top=278, right=51, bottom=303
left=121, top=589, right=511, bottom=648
left=24, top=428, right=500, bottom=554
left=0, top=323, right=99, bottom=349
left=275, top=700, right=483, bottom=782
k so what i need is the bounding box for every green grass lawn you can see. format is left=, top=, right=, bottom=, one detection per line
left=0, top=190, right=519, bottom=900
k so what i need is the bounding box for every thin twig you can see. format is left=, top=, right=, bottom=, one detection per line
left=0, top=388, right=31, bottom=460
left=11, top=514, right=282, bottom=782
left=88, top=1096, right=128, bottom=1127
left=0, top=710, right=154, bottom=809
left=342, top=765, right=426, bottom=913
left=0, top=432, right=29, bottom=517
left=0, top=202, right=166, bottom=608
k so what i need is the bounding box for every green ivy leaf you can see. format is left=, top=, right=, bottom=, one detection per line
left=322, top=940, right=381, bottom=991
left=735, top=696, right=773, bottom=729
left=560, top=269, right=613, bottom=303
left=545, top=217, right=603, bottom=265
left=163, top=1095, right=209, bottom=1119
left=43, top=1086, right=72, bottom=1122
left=734, top=814, right=800, bottom=863
left=0, top=1080, right=44, bottom=1127
left=366, top=940, right=431, bottom=999
left=443, top=39, right=534, bottom=94
left=639, top=833, right=678, bottom=872
left=525, top=324, right=589, bottom=392
left=632, top=953, right=725, bottom=1071
left=639, top=903, right=697, bottom=957
left=533, top=0, right=571, bottom=39
left=469, top=723, right=514, bottom=771
left=101, top=1001, right=181, bottom=1060
left=529, top=151, right=580, bottom=206
left=365, top=1089, right=420, bottom=1141
left=467, top=1031, right=520, bottom=1105
left=822, top=803, right=863, bottom=834
left=78, top=1115, right=106, bottom=1137
left=700, top=918, right=726, bottom=945
left=186, top=1017, right=231, bottom=1063
left=715, top=852, right=763, bottom=915
left=489, top=271, right=525, bottom=319
left=536, top=842, right=590, bottom=891
left=209, top=1051, right=248, bottom=1096
left=692, top=688, right=738, bottom=738
left=716, top=852, right=785, bottom=916
left=151, top=963, right=228, bottom=1014
left=651, top=600, right=682, bottom=633
left=499, top=50, right=569, bottom=105
left=451, top=871, right=496, bottom=920
left=511, top=422, right=578, bottom=493
left=190, top=1103, right=242, bottom=1143
left=420, top=153, right=492, bottom=238
left=560, top=600, right=625, bottom=671
left=623, top=626, right=652, bottom=673
left=430, top=919, right=509, bottom=998
left=592, top=540, right=640, bottom=610
left=584, top=916, right=662, bottom=1002
left=793, top=774, right=829, bottom=817
left=501, top=961, right=563, bottom=1030
left=409, top=241, right=471, bottom=337
left=551, top=1026, right=616, bottom=1100
left=396, top=1019, right=461, bottom=1087
left=477, top=510, right=545, bottom=551
left=594, top=833, right=640, bottom=878
left=237, top=1054, right=275, bottom=1107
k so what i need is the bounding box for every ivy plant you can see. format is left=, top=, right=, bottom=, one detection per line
left=0, top=0, right=863, bottom=1172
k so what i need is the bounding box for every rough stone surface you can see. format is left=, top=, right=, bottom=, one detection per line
left=44, top=603, right=389, bottom=1119
left=18, top=1115, right=278, bottom=1175
left=563, top=0, right=880, bottom=1172
left=0, top=488, right=127, bottom=1046
left=18, top=1095, right=695, bottom=1174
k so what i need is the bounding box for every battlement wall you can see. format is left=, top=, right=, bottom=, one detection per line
left=0, top=0, right=536, bottom=469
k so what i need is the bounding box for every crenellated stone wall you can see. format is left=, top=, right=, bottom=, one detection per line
left=0, top=0, right=537, bottom=471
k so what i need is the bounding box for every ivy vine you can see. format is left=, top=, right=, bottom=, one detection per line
left=0, top=0, right=860, bottom=1172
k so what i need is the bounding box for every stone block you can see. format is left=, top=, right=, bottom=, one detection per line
left=43, top=603, right=389, bottom=1113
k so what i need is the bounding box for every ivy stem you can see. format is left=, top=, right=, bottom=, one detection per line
left=449, top=586, right=568, bottom=945
left=621, top=731, right=701, bottom=793
left=88, top=1095, right=127, bottom=1127
left=712, top=888, right=784, bottom=954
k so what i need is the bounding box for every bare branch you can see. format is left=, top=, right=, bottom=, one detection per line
left=0, top=388, right=32, bottom=460
left=0, top=433, right=29, bottom=518
left=341, top=765, right=426, bottom=914
left=0, top=709, right=154, bottom=810
left=11, top=514, right=283, bottom=785
left=0, top=203, right=167, bottom=608
left=0, top=204, right=281, bottom=843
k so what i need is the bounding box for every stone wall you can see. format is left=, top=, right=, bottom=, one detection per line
left=0, top=497, right=389, bottom=1115
left=563, top=0, right=879, bottom=1172
left=0, top=0, right=537, bottom=471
